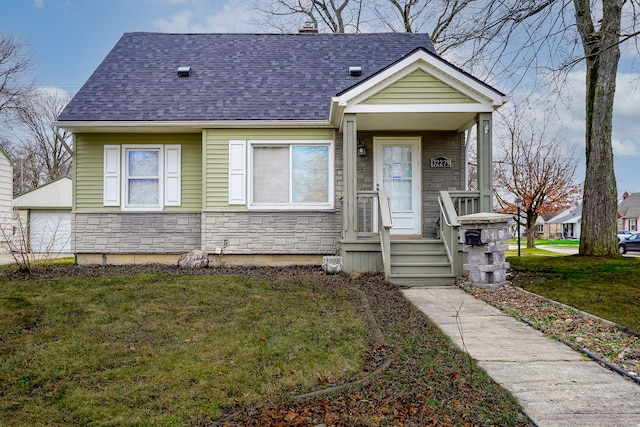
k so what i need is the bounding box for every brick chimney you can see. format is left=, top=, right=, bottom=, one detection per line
left=299, top=22, right=318, bottom=33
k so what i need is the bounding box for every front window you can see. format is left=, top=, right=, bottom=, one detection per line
left=630, top=219, right=637, bottom=231
left=126, top=148, right=160, bottom=207
left=249, top=141, right=333, bottom=209
left=104, top=144, right=181, bottom=211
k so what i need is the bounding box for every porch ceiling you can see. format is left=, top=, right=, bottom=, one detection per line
left=355, top=112, right=477, bottom=132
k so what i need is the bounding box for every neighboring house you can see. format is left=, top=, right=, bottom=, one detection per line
left=55, top=32, right=506, bottom=284
left=618, top=192, right=640, bottom=232
left=0, top=146, right=14, bottom=253
left=547, top=204, right=582, bottom=240
left=13, top=177, right=73, bottom=253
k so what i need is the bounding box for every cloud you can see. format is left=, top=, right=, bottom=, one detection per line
left=35, top=85, right=72, bottom=100
left=153, top=0, right=258, bottom=33
left=154, top=9, right=194, bottom=32
left=32, top=0, right=45, bottom=8
left=532, top=70, right=640, bottom=158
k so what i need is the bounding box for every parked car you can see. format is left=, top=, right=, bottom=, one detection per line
left=619, top=233, right=640, bottom=254
left=618, top=230, right=633, bottom=241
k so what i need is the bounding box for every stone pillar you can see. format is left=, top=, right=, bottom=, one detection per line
left=458, top=212, right=511, bottom=288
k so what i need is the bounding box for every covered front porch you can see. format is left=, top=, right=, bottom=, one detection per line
left=330, top=49, right=506, bottom=285
left=338, top=119, right=492, bottom=286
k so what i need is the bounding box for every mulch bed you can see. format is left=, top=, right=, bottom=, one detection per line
left=469, top=273, right=640, bottom=379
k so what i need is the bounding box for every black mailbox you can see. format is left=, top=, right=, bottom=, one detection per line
left=465, top=229, right=483, bottom=246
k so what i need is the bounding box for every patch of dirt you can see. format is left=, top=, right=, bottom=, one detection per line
left=466, top=273, right=640, bottom=379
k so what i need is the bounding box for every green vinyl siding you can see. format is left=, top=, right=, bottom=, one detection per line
left=204, top=128, right=335, bottom=210
left=363, top=69, right=476, bottom=104
left=74, top=133, right=202, bottom=211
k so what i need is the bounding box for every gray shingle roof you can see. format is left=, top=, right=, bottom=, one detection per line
left=619, top=193, right=640, bottom=218
left=549, top=204, right=582, bottom=224
left=58, top=32, right=436, bottom=122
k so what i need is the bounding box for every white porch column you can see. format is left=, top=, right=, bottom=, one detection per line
left=342, top=113, right=358, bottom=240
left=477, top=112, right=493, bottom=212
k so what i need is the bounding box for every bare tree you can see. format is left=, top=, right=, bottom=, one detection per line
left=254, top=0, right=365, bottom=33
left=493, top=105, right=581, bottom=248
left=573, top=0, right=627, bottom=256
left=0, top=33, right=32, bottom=119
left=11, top=88, right=72, bottom=194
left=443, top=0, right=640, bottom=256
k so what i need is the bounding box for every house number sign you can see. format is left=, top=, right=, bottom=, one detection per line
left=431, top=156, right=451, bottom=168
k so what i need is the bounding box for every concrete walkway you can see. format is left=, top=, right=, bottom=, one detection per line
left=0, top=253, right=73, bottom=265
left=402, top=287, right=640, bottom=427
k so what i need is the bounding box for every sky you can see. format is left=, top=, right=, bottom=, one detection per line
left=2, top=0, right=640, bottom=196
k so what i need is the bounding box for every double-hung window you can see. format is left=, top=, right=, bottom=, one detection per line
left=229, top=140, right=334, bottom=210
left=104, top=144, right=181, bottom=211
left=126, top=147, right=161, bottom=208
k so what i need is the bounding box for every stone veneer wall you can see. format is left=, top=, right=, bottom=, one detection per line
left=73, top=212, right=201, bottom=253
left=201, top=211, right=341, bottom=255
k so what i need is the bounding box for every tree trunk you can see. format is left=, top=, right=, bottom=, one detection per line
left=574, top=0, right=622, bottom=256
left=526, top=212, right=538, bottom=248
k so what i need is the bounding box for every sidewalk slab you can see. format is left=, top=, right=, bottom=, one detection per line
left=402, top=286, right=640, bottom=427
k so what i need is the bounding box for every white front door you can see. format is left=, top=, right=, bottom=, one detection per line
left=374, top=137, right=421, bottom=235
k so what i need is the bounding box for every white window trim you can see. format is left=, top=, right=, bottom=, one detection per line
left=247, top=140, right=334, bottom=210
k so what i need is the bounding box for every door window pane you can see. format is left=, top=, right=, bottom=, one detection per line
left=382, top=146, right=413, bottom=212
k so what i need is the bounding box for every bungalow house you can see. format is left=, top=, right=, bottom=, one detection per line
left=618, top=192, right=640, bottom=232
left=547, top=204, right=582, bottom=240
left=56, top=32, right=506, bottom=285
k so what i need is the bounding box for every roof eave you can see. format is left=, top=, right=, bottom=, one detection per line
left=54, top=119, right=334, bottom=133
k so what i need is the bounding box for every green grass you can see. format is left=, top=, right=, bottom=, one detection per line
left=505, top=247, right=563, bottom=257
left=533, top=239, right=579, bottom=246
left=0, top=272, right=367, bottom=425
left=507, top=239, right=579, bottom=246
left=508, top=255, right=640, bottom=332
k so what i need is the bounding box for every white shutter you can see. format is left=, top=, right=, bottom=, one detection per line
left=164, top=145, right=181, bottom=206
left=103, top=145, right=121, bottom=206
left=228, top=140, right=246, bottom=205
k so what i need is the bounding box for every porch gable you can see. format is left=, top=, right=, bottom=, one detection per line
left=361, top=69, right=476, bottom=105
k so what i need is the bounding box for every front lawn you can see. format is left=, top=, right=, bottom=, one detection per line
left=0, top=268, right=366, bottom=425
left=0, top=265, right=530, bottom=426
left=508, top=256, right=640, bottom=332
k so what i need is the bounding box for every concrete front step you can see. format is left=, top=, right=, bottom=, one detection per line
left=389, top=273, right=457, bottom=286
left=390, top=262, right=452, bottom=275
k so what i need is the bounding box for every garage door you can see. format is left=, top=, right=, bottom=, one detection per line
left=30, top=210, right=71, bottom=253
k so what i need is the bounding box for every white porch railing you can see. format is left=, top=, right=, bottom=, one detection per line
left=355, top=190, right=393, bottom=279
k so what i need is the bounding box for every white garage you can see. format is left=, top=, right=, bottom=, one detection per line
left=28, top=210, right=72, bottom=253
left=13, top=177, right=72, bottom=254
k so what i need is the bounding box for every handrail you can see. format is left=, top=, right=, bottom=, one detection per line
left=437, top=196, right=456, bottom=227
left=438, top=190, right=479, bottom=279
left=377, top=191, right=392, bottom=281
